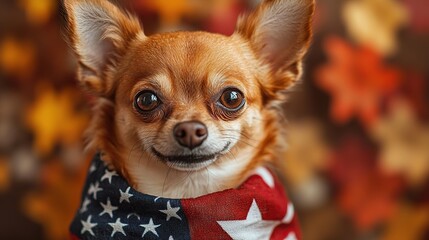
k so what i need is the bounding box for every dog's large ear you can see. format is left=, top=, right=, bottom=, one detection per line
left=64, top=0, right=144, bottom=95
left=235, top=0, right=314, bottom=102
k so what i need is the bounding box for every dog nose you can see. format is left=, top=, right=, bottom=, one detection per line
left=173, top=121, right=208, bottom=150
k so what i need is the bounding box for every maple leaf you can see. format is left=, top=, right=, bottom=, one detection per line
left=315, top=36, right=402, bottom=127
left=25, top=84, right=89, bottom=155
left=22, top=157, right=90, bottom=240
left=328, top=136, right=404, bottom=230
left=342, top=0, right=408, bottom=55
left=371, top=101, right=429, bottom=187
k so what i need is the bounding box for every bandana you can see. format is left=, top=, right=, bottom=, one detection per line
left=70, top=154, right=301, bottom=240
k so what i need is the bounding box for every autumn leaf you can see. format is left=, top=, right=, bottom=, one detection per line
left=371, top=101, right=429, bottom=187
left=328, top=136, right=404, bottom=230
left=342, top=0, right=408, bottom=55
left=315, top=36, right=402, bottom=127
left=25, top=84, right=89, bottom=155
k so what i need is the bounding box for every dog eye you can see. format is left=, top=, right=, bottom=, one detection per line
left=134, top=91, right=161, bottom=112
left=218, top=89, right=245, bottom=111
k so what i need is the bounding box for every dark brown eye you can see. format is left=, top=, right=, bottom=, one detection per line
left=134, top=91, right=161, bottom=112
left=218, top=89, right=245, bottom=111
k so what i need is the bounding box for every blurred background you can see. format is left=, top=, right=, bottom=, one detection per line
left=0, top=0, right=428, bottom=239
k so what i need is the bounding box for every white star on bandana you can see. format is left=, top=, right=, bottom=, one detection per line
left=160, top=201, right=182, bottom=221
left=101, top=169, right=118, bottom=184
left=108, top=218, right=128, bottom=237
left=119, top=186, right=133, bottom=203
left=88, top=181, right=102, bottom=199
left=100, top=198, right=118, bottom=218
left=81, top=215, right=97, bottom=236
left=140, top=218, right=161, bottom=237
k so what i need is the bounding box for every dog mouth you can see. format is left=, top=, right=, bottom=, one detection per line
left=151, top=142, right=231, bottom=171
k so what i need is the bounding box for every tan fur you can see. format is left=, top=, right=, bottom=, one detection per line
left=65, top=0, right=314, bottom=198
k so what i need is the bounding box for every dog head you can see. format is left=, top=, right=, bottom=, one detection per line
left=64, top=0, right=314, bottom=197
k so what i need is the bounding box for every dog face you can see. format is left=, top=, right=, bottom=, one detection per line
left=115, top=32, right=267, bottom=171
left=64, top=0, right=314, bottom=197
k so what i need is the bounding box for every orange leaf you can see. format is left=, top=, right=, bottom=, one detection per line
left=315, top=36, right=402, bottom=127
left=25, top=84, right=89, bottom=155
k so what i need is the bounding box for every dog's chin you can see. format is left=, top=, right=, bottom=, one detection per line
left=151, top=142, right=231, bottom=171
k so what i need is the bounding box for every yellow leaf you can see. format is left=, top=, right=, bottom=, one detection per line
left=343, top=0, right=408, bottom=55
left=371, top=101, right=429, bottom=186
left=25, top=84, right=89, bottom=155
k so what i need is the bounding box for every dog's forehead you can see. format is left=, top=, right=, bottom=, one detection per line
left=129, top=32, right=247, bottom=84
left=142, top=31, right=236, bottom=58
left=116, top=31, right=256, bottom=104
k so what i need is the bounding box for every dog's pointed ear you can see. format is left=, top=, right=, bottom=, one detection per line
left=64, top=0, right=144, bottom=95
left=235, top=0, right=315, bottom=102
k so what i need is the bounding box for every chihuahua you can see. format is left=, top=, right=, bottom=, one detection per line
left=64, top=0, right=314, bottom=199
left=65, top=0, right=314, bottom=239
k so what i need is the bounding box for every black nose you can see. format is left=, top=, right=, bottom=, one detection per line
left=173, top=121, right=208, bottom=150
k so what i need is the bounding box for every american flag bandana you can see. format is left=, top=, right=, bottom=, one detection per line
left=70, top=154, right=301, bottom=240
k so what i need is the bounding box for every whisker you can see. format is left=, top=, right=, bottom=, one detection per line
left=219, top=130, right=257, bottom=142
left=205, top=167, right=210, bottom=189
left=228, top=149, right=238, bottom=162
left=127, top=140, right=140, bottom=164
left=162, top=166, right=172, bottom=196
left=184, top=171, right=193, bottom=188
